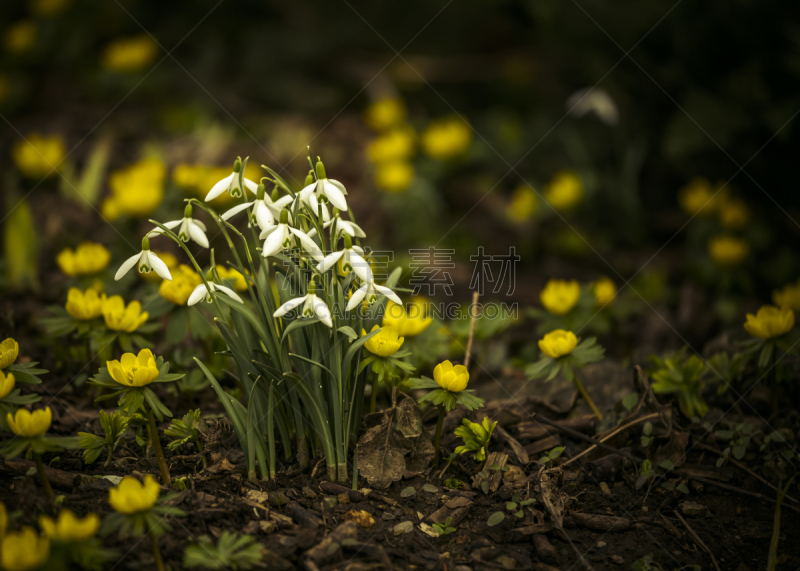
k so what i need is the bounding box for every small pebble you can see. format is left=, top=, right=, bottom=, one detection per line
left=381, top=512, right=396, bottom=521
left=337, top=493, right=350, bottom=505
left=596, top=541, right=606, bottom=548
left=302, top=487, right=316, bottom=499
left=599, top=482, right=612, bottom=496
left=611, top=555, right=624, bottom=564
left=394, top=521, right=414, bottom=536
left=496, top=555, right=518, bottom=569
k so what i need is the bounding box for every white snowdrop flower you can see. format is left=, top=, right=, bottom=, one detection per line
left=221, top=182, right=275, bottom=231
left=149, top=204, right=208, bottom=248
left=346, top=277, right=401, bottom=311
left=205, top=157, right=259, bottom=202
left=566, top=88, right=618, bottom=125
left=317, top=233, right=371, bottom=281
left=273, top=281, right=332, bottom=328
left=308, top=217, right=366, bottom=241
left=260, top=209, right=324, bottom=262
left=114, top=237, right=173, bottom=281
left=187, top=281, right=244, bottom=306
left=299, top=159, right=348, bottom=212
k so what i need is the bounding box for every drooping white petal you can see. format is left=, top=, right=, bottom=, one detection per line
left=289, top=228, right=324, bottom=262
left=213, top=284, right=244, bottom=304
left=205, top=173, right=235, bottom=202
left=311, top=296, right=333, bottom=327
left=147, top=219, right=181, bottom=238
left=243, top=178, right=259, bottom=194
left=340, top=220, right=366, bottom=238
left=187, top=284, right=209, bottom=306
left=195, top=219, right=207, bottom=232
left=329, top=178, right=348, bottom=196
left=149, top=252, right=173, bottom=280
left=273, top=296, right=306, bottom=318
left=262, top=225, right=289, bottom=258
left=188, top=221, right=209, bottom=248
left=317, top=250, right=344, bottom=273
left=221, top=202, right=254, bottom=220
left=322, top=179, right=348, bottom=211
left=373, top=283, right=401, bottom=304
left=254, top=202, right=274, bottom=230
left=115, top=253, right=141, bottom=281
left=346, top=286, right=368, bottom=311
left=348, top=251, right=372, bottom=282
left=299, top=182, right=317, bottom=207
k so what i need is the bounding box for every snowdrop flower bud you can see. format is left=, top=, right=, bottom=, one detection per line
left=280, top=208, right=289, bottom=225
left=256, top=183, right=265, bottom=200
left=304, top=170, right=314, bottom=187
left=315, top=158, right=326, bottom=180
left=233, top=157, right=242, bottom=173
left=271, top=186, right=280, bottom=202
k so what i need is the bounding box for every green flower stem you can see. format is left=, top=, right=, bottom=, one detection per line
left=150, top=531, right=165, bottom=571
left=34, top=452, right=55, bottom=504
left=104, top=445, right=114, bottom=468
left=573, top=375, right=603, bottom=420
left=432, top=405, right=447, bottom=468
left=147, top=407, right=172, bottom=485
left=193, top=436, right=207, bottom=469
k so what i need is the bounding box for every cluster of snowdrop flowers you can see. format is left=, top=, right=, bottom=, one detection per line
left=112, top=156, right=402, bottom=328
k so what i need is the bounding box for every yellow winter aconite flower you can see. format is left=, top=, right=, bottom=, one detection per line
left=540, top=279, right=580, bottom=315
left=538, top=329, right=578, bottom=359
left=773, top=279, right=800, bottom=311
left=102, top=296, right=149, bottom=332
left=382, top=299, right=432, bottom=337
left=30, top=0, right=72, bottom=17
left=375, top=161, right=414, bottom=192
left=0, top=371, right=15, bottom=400
left=101, top=35, right=158, bottom=73
left=362, top=325, right=404, bottom=357
left=0, top=338, right=19, bottom=369
left=65, top=288, right=105, bottom=320
left=709, top=235, right=749, bottom=267
left=39, top=509, right=99, bottom=542
left=4, top=20, right=37, bottom=54
left=6, top=407, right=51, bottom=438
left=678, top=177, right=723, bottom=216
left=109, top=475, right=160, bottom=514
left=744, top=305, right=795, bottom=340
left=544, top=171, right=583, bottom=211
left=421, top=118, right=472, bottom=160
left=433, top=360, right=469, bottom=392
left=140, top=251, right=178, bottom=283
left=159, top=265, right=202, bottom=305
left=12, top=133, right=66, bottom=179
left=0, top=527, right=50, bottom=571
left=593, top=276, right=617, bottom=306
left=107, top=348, right=160, bottom=387
left=56, top=242, right=111, bottom=276
left=364, top=98, right=406, bottom=131
left=216, top=265, right=248, bottom=291
left=719, top=197, right=749, bottom=230
left=367, top=128, right=415, bottom=163
left=507, top=185, right=538, bottom=223
left=101, top=158, right=165, bottom=221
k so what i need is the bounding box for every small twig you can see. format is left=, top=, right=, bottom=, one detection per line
left=674, top=510, right=721, bottom=571
left=463, top=291, right=480, bottom=369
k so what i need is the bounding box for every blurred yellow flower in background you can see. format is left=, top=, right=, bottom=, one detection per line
left=421, top=117, right=472, bottom=160
left=362, top=325, right=404, bottom=357
left=0, top=527, right=50, bottom=571
left=39, top=509, right=99, bottom=542
left=593, top=276, right=617, bottom=306
left=6, top=407, right=51, bottom=438
left=540, top=279, right=580, bottom=315
left=744, top=305, right=794, bottom=339
left=107, top=349, right=159, bottom=387
left=382, top=298, right=432, bottom=337
left=30, top=0, right=72, bottom=17
left=364, top=98, right=406, bottom=131
left=4, top=20, right=37, bottom=54
left=0, top=338, right=19, bottom=369
left=0, top=371, right=15, bottom=400
left=160, top=265, right=202, bottom=305
left=109, top=475, right=160, bottom=514
left=367, top=128, right=415, bottom=163
left=140, top=251, right=178, bottom=283
left=678, top=177, right=723, bottom=216
left=544, top=171, right=583, bottom=211
left=539, top=329, right=578, bottom=358
left=507, top=185, right=538, bottom=223
left=102, top=296, right=148, bottom=332
left=773, top=279, right=800, bottom=311
left=216, top=265, right=248, bottom=291
left=65, top=288, right=105, bottom=320
left=375, top=161, right=414, bottom=193
left=433, top=360, right=469, bottom=392
left=101, top=158, right=165, bottom=220
left=101, top=35, right=158, bottom=73
left=719, top=197, right=749, bottom=230
left=12, top=133, right=65, bottom=179
left=709, top=234, right=748, bottom=266
left=57, top=242, right=111, bottom=276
